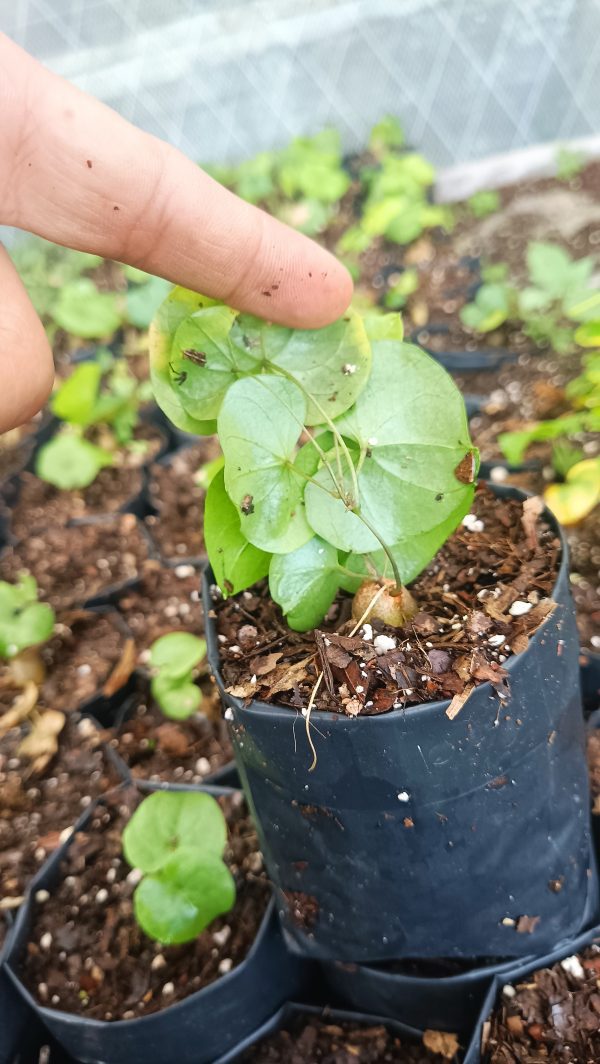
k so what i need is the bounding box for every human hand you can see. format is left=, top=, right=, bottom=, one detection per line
left=0, top=33, right=353, bottom=433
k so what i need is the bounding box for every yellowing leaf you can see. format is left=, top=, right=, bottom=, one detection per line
left=544, top=458, right=600, bottom=525
left=17, top=709, right=66, bottom=773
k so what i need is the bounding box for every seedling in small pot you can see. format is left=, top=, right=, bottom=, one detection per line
left=36, top=355, right=153, bottom=489
left=149, top=632, right=207, bottom=720
left=150, top=288, right=477, bottom=638
left=122, top=791, right=235, bottom=944
left=0, top=575, right=55, bottom=667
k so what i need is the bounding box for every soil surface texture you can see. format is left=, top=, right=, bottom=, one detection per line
left=241, top=1014, right=460, bottom=1062
left=105, top=696, right=232, bottom=785
left=0, top=514, right=149, bottom=610
left=144, top=440, right=219, bottom=562
left=484, top=942, right=600, bottom=1062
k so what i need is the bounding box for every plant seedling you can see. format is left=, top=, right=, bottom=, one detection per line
left=149, top=632, right=207, bottom=720
left=150, top=288, right=477, bottom=633
left=35, top=356, right=153, bottom=489
left=0, top=575, right=55, bottom=662
left=556, top=146, right=585, bottom=182
left=461, top=242, right=600, bottom=354
left=467, top=189, right=500, bottom=218
left=123, top=791, right=236, bottom=945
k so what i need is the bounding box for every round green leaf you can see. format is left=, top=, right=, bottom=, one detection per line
left=218, top=375, right=312, bottom=553
left=52, top=279, right=123, bottom=339
left=36, top=434, right=113, bottom=490
left=151, top=674, right=202, bottom=720
left=170, top=305, right=263, bottom=421
left=264, top=309, right=371, bottom=424
left=149, top=632, right=206, bottom=678
left=306, top=341, right=476, bottom=552
left=51, top=362, right=103, bottom=425
left=149, top=286, right=220, bottom=435
left=133, top=848, right=236, bottom=944
left=269, top=536, right=340, bottom=631
left=205, top=467, right=271, bottom=595
left=123, top=791, right=228, bottom=874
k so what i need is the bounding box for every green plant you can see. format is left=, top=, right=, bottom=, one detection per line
left=0, top=576, right=55, bottom=660
left=556, top=146, right=585, bottom=182
left=122, top=791, right=235, bottom=944
left=149, top=632, right=207, bottom=719
left=368, top=115, right=406, bottom=157
left=460, top=242, right=600, bottom=353
left=467, top=189, right=500, bottom=218
left=150, top=288, right=477, bottom=632
left=35, top=355, right=152, bottom=489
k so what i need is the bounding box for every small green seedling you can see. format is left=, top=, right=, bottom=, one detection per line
left=149, top=632, right=207, bottom=720
left=467, top=189, right=500, bottom=218
left=36, top=356, right=153, bottom=489
left=0, top=576, right=55, bottom=661
left=150, top=287, right=477, bottom=633
left=123, top=791, right=235, bottom=944
left=556, top=146, right=585, bottom=182
left=461, top=242, right=600, bottom=354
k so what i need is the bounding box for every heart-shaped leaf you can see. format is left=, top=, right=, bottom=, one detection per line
left=218, top=375, right=312, bottom=553
left=36, top=433, right=113, bottom=490
left=149, top=286, right=219, bottom=435
left=123, top=791, right=228, bottom=874
left=170, top=305, right=263, bottom=421
left=205, top=468, right=271, bottom=595
left=133, top=847, right=235, bottom=944
left=269, top=536, right=340, bottom=631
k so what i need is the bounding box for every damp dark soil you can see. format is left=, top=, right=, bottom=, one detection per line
left=19, top=788, right=270, bottom=1020
left=483, top=941, right=600, bottom=1063
left=8, top=466, right=144, bottom=540
left=0, top=610, right=132, bottom=715
left=0, top=514, right=149, bottom=610
left=215, top=486, right=559, bottom=715
left=115, top=560, right=203, bottom=656
left=144, top=440, right=220, bottom=562
left=0, top=714, right=118, bottom=903
left=241, top=1013, right=460, bottom=1063
left=105, top=696, right=232, bottom=785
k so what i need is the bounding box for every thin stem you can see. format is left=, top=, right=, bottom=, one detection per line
left=352, top=509, right=403, bottom=590
left=267, top=362, right=360, bottom=506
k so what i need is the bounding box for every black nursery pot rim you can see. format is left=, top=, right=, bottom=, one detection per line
left=7, top=902, right=278, bottom=1034
left=5, top=784, right=276, bottom=1033
left=207, top=483, right=567, bottom=727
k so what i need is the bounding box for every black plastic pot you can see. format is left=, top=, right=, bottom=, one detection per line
left=409, top=326, right=518, bottom=374
left=5, top=787, right=310, bottom=1064
left=462, top=921, right=600, bottom=1064
left=0, top=913, right=32, bottom=1064
left=204, top=484, right=596, bottom=963
left=213, top=1002, right=436, bottom=1064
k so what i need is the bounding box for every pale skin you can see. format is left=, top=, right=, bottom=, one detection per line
left=0, top=33, right=353, bottom=434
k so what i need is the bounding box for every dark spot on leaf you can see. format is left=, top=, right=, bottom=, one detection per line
left=366, top=448, right=372, bottom=459
left=454, top=451, right=476, bottom=484
left=86, top=160, right=92, bottom=169
left=169, top=361, right=187, bottom=385
left=241, top=494, right=254, bottom=515
left=435, top=493, right=444, bottom=501
left=223, top=579, right=234, bottom=594
left=182, top=349, right=207, bottom=366
left=329, top=393, right=337, bottom=402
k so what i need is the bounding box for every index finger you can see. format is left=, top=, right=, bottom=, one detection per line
left=0, top=34, right=353, bottom=329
